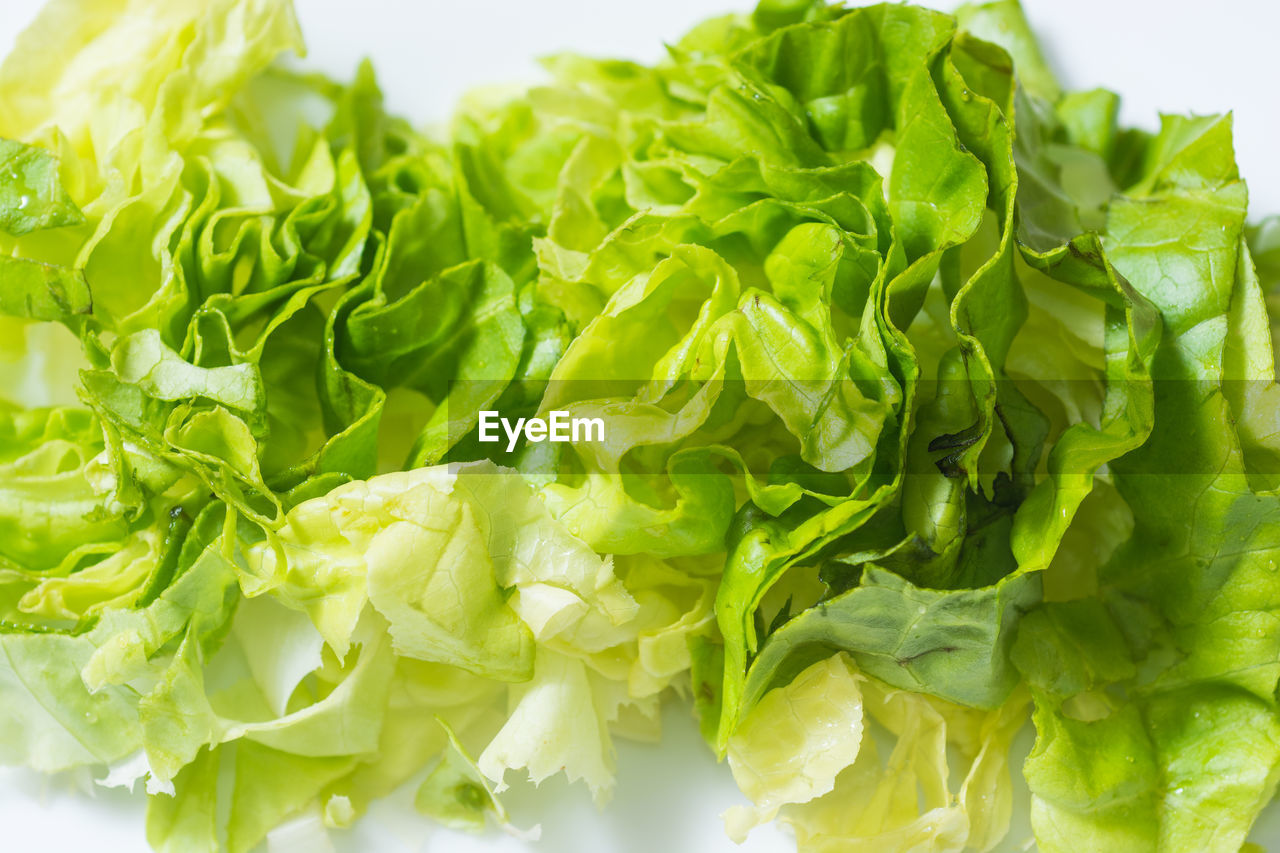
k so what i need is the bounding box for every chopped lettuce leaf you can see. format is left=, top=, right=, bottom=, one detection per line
left=4, top=0, right=1280, bottom=850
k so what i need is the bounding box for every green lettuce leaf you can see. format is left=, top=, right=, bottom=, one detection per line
left=6, top=0, right=1280, bottom=851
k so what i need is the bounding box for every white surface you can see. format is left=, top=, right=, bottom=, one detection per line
left=2, top=1, right=1280, bottom=852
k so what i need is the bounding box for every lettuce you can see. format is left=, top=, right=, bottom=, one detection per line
left=3, top=0, right=1280, bottom=851
left=0, top=1, right=705, bottom=848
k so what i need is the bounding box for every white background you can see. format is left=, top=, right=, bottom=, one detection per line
left=2, top=1, right=1280, bottom=852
